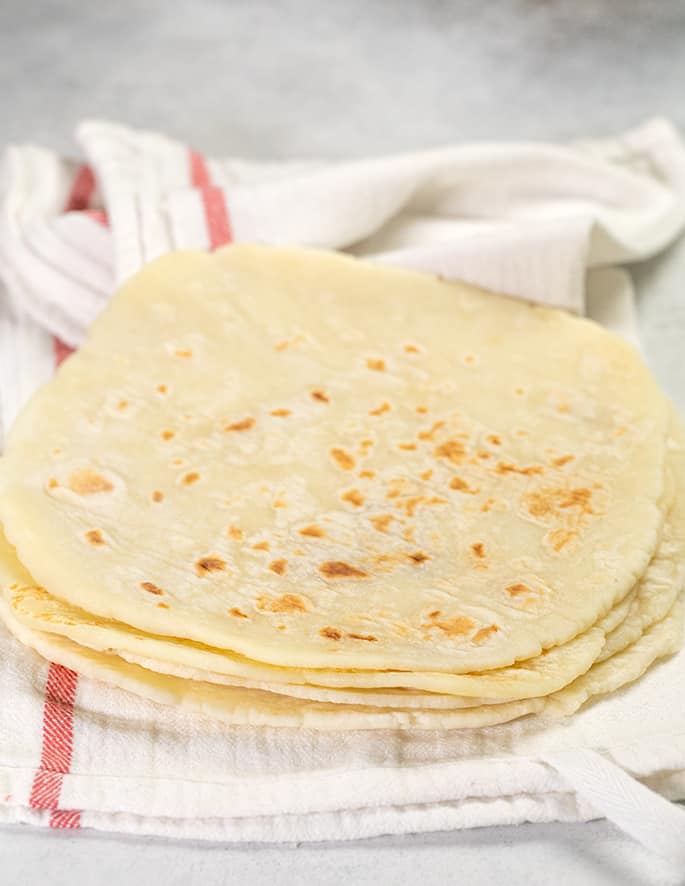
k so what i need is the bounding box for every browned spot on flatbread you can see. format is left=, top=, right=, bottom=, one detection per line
left=434, top=439, right=466, bottom=464
left=252, top=540, right=270, bottom=551
left=419, top=421, right=445, bottom=442
left=341, top=488, right=364, bottom=507
left=47, top=477, right=59, bottom=490
left=404, top=344, right=419, bottom=354
left=398, top=443, right=417, bottom=451
left=299, top=525, right=325, bottom=538
left=471, top=542, right=486, bottom=559
left=449, top=476, right=478, bottom=494
left=559, top=487, right=594, bottom=512
left=311, top=389, right=329, bottom=403
left=420, top=469, right=433, bottom=481
left=257, top=593, right=308, bottom=613
left=495, top=461, right=543, bottom=477
left=195, top=556, right=227, bottom=577
left=515, top=387, right=524, bottom=396
left=270, top=408, right=291, bottom=417
left=359, top=439, right=374, bottom=451
left=140, top=581, right=164, bottom=596
left=175, top=349, right=192, bottom=358
left=151, top=490, right=164, bottom=503
left=370, top=514, right=394, bottom=533
left=157, top=602, right=169, bottom=609
left=408, top=551, right=430, bottom=565
left=117, top=399, right=128, bottom=410
left=320, top=626, right=343, bottom=640
left=367, top=358, right=386, bottom=371
left=157, top=384, right=168, bottom=394
left=486, top=434, right=502, bottom=446
left=477, top=450, right=491, bottom=460
left=320, top=561, right=369, bottom=579
left=224, top=417, right=255, bottom=432
left=359, top=469, right=376, bottom=479
left=396, top=495, right=422, bottom=516
left=375, top=553, right=398, bottom=571
left=331, top=447, right=355, bottom=470
left=228, top=525, right=243, bottom=540
left=472, top=624, right=500, bottom=644
left=369, top=401, right=390, bottom=416
left=67, top=468, right=113, bottom=496
left=506, top=583, right=532, bottom=597
left=425, top=611, right=475, bottom=638
left=273, top=498, right=287, bottom=508
left=557, top=402, right=569, bottom=413
left=182, top=472, right=200, bottom=485
left=161, top=430, right=175, bottom=441
left=415, top=406, right=428, bottom=414
left=268, top=559, right=288, bottom=575
left=85, top=529, right=105, bottom=546
left=403, top=526, right=416, bottom=542
left=229, top=607, right=249, bottom=618
left=525, top=486, right=595, bottom=519
left=275, top=335, right=304, bottom=351
left=547, top=528, right=578, bottom=551
left=348, top=632, right=378, bottom=642
left=395, top=495, right=446, bottom=517
left=464, top=354, right=476, bottom=365
left=386, top=478, right=415, bottom=499
left=481, top=497, right=496, bottom=512
left=551, top=455, right=575, bottom=468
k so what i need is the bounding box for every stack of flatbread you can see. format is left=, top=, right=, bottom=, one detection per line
left=0, top=245, right=682, bottom=730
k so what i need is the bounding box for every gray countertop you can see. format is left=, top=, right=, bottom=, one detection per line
left=2, top=2, right=685, bottom=883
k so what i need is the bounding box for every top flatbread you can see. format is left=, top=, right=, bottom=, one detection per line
left=0, top=245, right=671, bottom=672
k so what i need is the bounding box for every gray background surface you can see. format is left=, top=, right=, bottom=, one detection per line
left=1, top=2, right=685, bottom=884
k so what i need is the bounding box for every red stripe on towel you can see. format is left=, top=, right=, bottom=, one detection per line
left=84, top=208, right=110, bottom=227
left=54, top=338, right=74, bottom=365
left=27, top=164, right=87, bottom=829
left=200, top=187, right=233, bottom=248
left=29, top=663, right=81, bottom=829
left=64, top=165, right=96, bottom=213
left=188, top=150, right=212, bottom=189
left=188, top=150, right=233, bottom=248
left=49, top=809, right=82, bottom=830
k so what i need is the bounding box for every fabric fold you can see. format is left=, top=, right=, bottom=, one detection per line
left=0, top=118, right=684, bottom=858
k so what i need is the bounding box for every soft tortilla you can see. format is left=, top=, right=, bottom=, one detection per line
left=0, top=246, right=672, bottom=674
left=0, top=592, right=680, bottom=730
left=4, top=457, right=683, bottom=706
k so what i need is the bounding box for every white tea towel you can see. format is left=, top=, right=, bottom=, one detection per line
left=0, top=120, right=685, bottom=859
left=3, top=118, right=685, bottom=345
left=0, top=145, right=112, bottom=347
left=76, top=116, right=685, bottom=287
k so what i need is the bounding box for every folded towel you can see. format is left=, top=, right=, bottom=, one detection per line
left=3, top=117, right=685, bottom=345
left=1, top=118, right=684, bottom=861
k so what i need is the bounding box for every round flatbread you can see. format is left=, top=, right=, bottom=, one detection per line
left=4, top=419, right=684, bottom=704
left=0, top=593, right=680, bottom=730
left=0, top=246, right=672, bottom=674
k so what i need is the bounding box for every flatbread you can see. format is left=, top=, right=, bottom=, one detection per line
left=0, top=535, right=606, bottom=700
left=0, top=246, right=671, bottom=675
left=0, top=591, right=680, bottom=730
left=4, top=444, right=683, bottom=706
